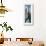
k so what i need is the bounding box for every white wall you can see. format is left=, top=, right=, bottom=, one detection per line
left=0, top=0, right=46, bottom=44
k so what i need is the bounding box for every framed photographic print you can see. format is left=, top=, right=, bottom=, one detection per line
left=24, top=4, right=34, bottom=26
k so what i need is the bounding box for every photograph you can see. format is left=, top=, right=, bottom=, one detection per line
left=24, top=4, right=34, bottom=26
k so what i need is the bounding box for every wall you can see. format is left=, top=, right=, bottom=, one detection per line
left=0, top=0, right=46, bottom=45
